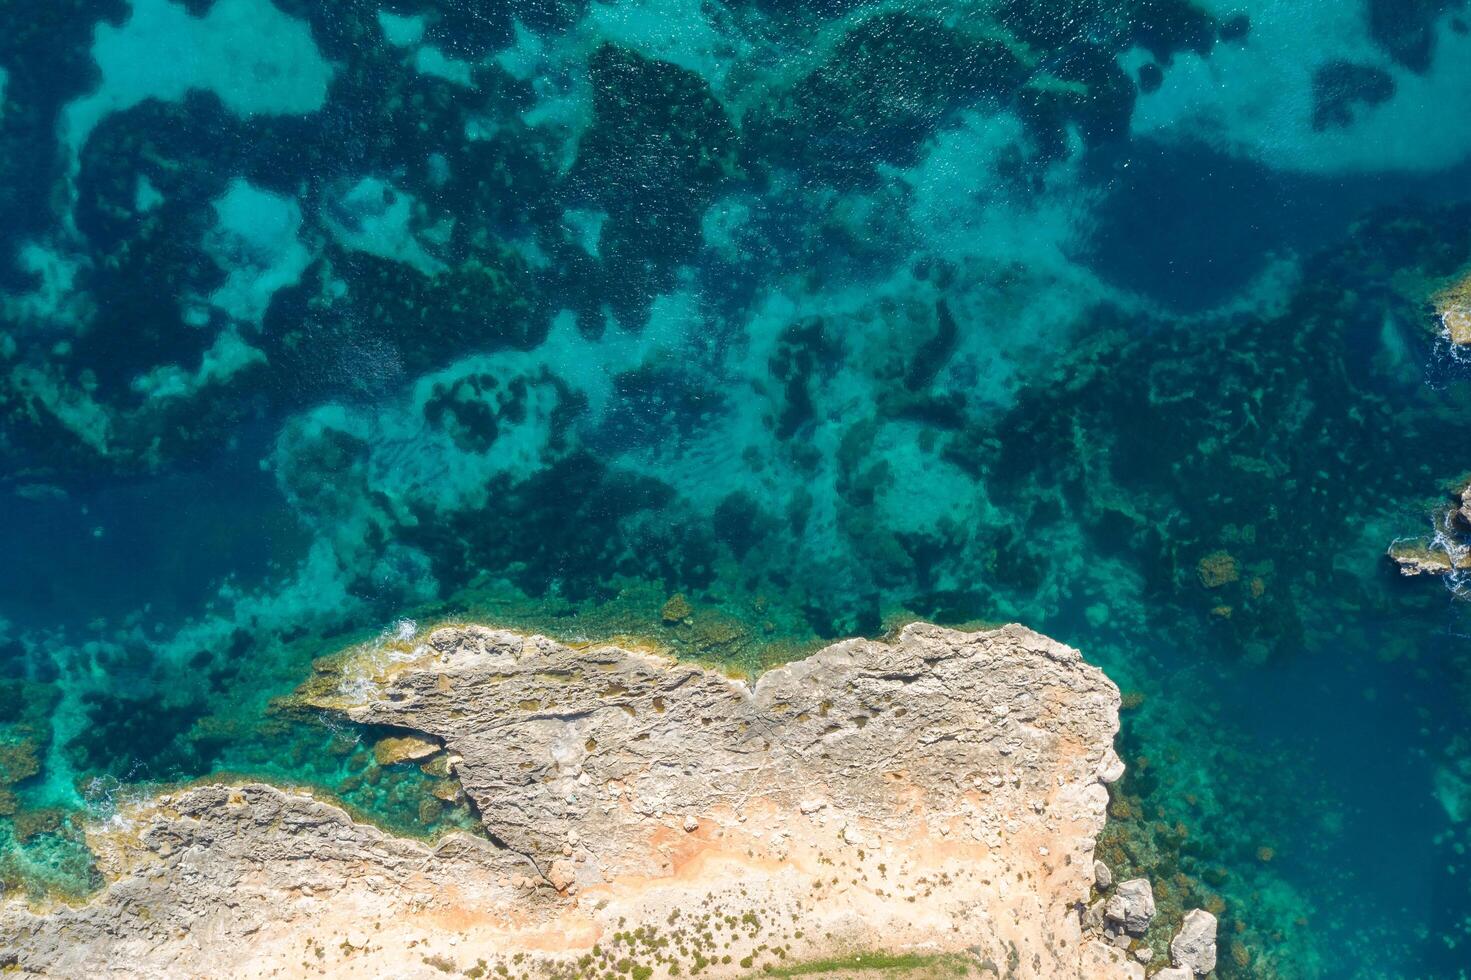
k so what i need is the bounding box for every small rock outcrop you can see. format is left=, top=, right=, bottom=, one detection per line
left=371, top=732, right=440, bottom=764
left=1434, top=272, right=1471, bottom=347
left=1389, top=479, right=1471, bottom=586
left=1, top=622, right=1143, bottom=978
left=1104, top=877, right=1156, bottom=936
left=1170, top=908, right=1219, bottom=976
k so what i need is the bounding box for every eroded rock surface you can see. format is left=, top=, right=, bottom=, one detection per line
left=2, top=623, right=1141, bottom=978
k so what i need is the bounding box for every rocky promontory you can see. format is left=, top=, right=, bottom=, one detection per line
left=1, top=623, right=1215, bottom=978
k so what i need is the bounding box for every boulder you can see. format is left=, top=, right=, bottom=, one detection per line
left=1170, top=908, right=1218, bottom=976
left=548, top=858, right=576, bottom=891
left=1104, top=878, right=1155, bottom=936
left=1082, top=899, right=1106, bottom=933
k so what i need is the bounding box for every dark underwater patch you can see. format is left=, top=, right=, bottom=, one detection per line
left=1312, top=61, right=1397, bottom=131
left=1368, top=0, right=1463, bottom=72
left=0, top=0, right=126, bottom=283
left=567, top=45, right=738, bottom=324
left=746, top=13, right=1028, bottom=181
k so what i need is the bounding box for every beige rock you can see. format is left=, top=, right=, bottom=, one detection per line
left=3, top=622, right=1135, bottom=979
left=1390, top=481, right=1471, bottom=582
left=1170, top=908, right=1218, bottom=976
left=1389, top=538, right=1471, bottom=576
left=1434, top=274, right=1471, bottom=346
left=548, top=858, right=576, bottom=891
left=1444, top=307, right=1471, bottom=345
left=430, top=779, right=462, bottom=802
left=1104, top=878, right=1156, bottom=935
left=372, top=733, right=441, bottom=765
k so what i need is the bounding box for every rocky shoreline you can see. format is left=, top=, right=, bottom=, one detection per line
left=1389, top=480, right=1471, bottom=588
left=1, top=623, right=1217, bottom=978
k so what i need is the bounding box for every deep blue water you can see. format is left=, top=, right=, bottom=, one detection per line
left=3, top=1, right=1471, bottom=976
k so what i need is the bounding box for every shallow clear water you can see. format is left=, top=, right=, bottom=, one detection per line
left=2, top=0, right=1471, bottom=975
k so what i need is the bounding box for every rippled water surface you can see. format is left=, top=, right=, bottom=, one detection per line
left=3, top=1, right=1471, bottom=975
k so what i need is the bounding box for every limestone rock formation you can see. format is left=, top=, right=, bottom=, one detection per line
left=2, top=622, right=1143, bottom=979
left=1389, top=540, right=1471, bottom=576
left=372, top=732, right=441, bottom=765
left=1170, top=908, right=1219, bottom=976
left=1104, top=878, right=1156, bottom=936
left=1, top=783, right=517, bottom=975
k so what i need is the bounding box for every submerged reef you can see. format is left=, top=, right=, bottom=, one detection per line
left=2, top=622, right=1223, bottom=980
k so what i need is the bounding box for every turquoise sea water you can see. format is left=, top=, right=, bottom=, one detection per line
left=2, top=0, right=1471, bottom=975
